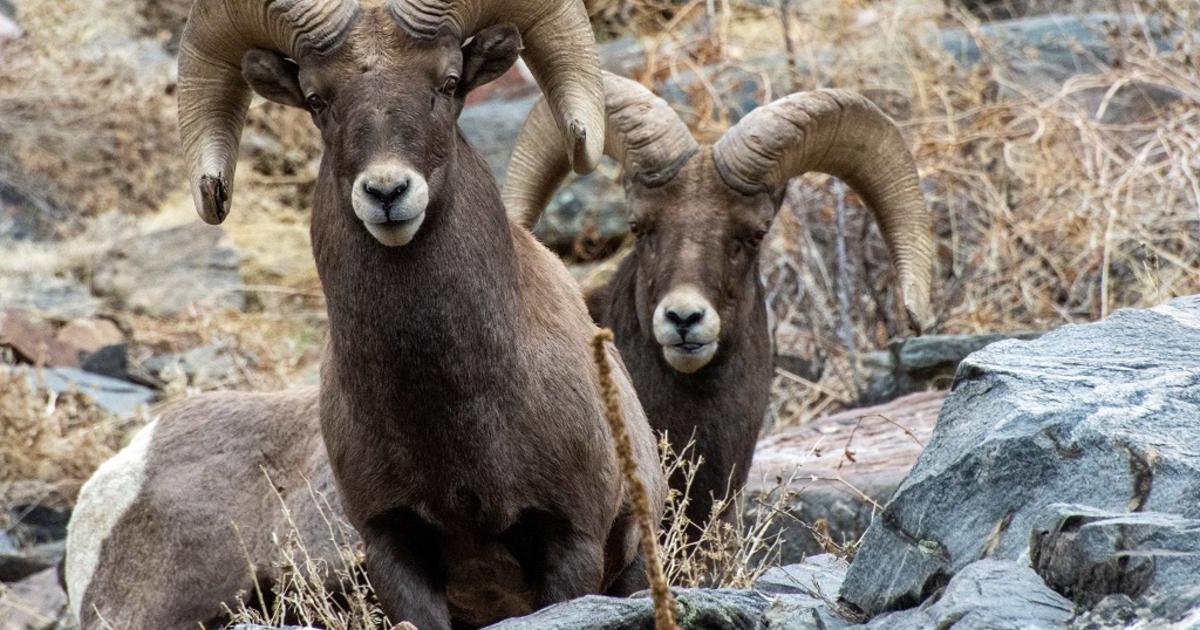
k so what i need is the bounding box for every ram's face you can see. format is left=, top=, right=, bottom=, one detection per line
left=242, top=9, right=521, bottom=247
left=624, top=152, right=777, bottom=374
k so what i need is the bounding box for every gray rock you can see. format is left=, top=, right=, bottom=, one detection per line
left=859, top=331, right=1042, bottom=405
left=755, top=554, right=847, bottom=600
left=79, top=343, right=129, bottom=381
left=487, top=588, right=772, bottom=629
left=864, top=560, right=1074, bottom=630
left=764, top=595, right=854, bottom=630
left=1071, top=587, right=1200, bottom=629
left=0, top=567, right=68, bottom=630
left=0, top=12, right=17, bottom=44
left=226, top=626, right=319, bottom=630
left=1030, top=505, right=1200, bottom=608
left=5, top=505, right=70, bottom=546
left=0, top=539, right=64, bottom=583
left=755, top=557, right=855, bottom=630
left=0, top=274, right=99, bottom=320
left=659, top=14, right=1176, bottom=124
left=142, top=341, right=240, bottom=388
left=748, top=391, right=943, bottom=562
left=460, top=97, right=629, bottom=256
left=8, top=365, right=155, bottom=417
left=838, top=296, right=1200, bottom=616
left=0, top=178, right=65, bottom=241
left=91, top=223, right=245, bottom=317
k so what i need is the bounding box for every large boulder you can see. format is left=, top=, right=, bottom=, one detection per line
left=864, top=560, right=1074, bottom=630
left=858, top=331, right=1042, bottom=405
left=748, top=391, right=943, bottom=561
left=487, top=588, right=774, bottom=629
left=1031, top=505, right=1200, bottom=608
left=91, top=223, right=245, bottom=317
left=838, top=296, right=1200, bottom=616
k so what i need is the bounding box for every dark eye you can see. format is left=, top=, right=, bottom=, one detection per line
left=630, top=221, right=654, bottom=238
left=305, top=94, right=327, bottom=112
left=440, top=76, right=459, bottom=96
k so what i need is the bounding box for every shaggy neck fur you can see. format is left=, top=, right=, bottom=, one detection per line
left=313, top=130, right=525, bottom=459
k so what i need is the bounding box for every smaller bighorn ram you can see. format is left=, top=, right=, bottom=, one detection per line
left=504, top=72, right=934, bottom=536
left=65, top=2, right=665, bottom=629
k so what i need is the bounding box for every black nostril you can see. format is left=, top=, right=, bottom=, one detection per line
left=363, top=179, right=410, bottom=205
left=666, top=309, right=705, bottom=328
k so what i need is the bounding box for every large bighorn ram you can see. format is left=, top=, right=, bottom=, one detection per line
left=64, top=2, right=666, bottom=628
left=504, top=72, right=934, bottom=537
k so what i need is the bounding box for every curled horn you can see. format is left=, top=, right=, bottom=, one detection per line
left=390, top=0, right=606, bottom=175
left=503, top=71, right=699, bottom=230
left=178, top=0, right=360, bottom=225
left=712, top=90, right=935, bottom=333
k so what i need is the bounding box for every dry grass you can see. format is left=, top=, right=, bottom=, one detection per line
left=0, top=0, right=180, bottom=236
left=658, top=437, right=794, bottom=589
left=224, top=480, right=392, bottom=630
left=0, top=368, right=142, bottom=507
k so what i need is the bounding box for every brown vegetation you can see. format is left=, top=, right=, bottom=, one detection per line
left=0, top=370, right=139, bottom=507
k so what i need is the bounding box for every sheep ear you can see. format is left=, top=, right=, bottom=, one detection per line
left=459, top=23, right=522, bottom=96
left=242, top=49, right=305, bottom=109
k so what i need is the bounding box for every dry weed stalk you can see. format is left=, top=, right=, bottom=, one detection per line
left=591, top=329, right=678, bottom=630
left=224, top=475, right=391, bottom=630
left=657, top=437, right=793, bottom=589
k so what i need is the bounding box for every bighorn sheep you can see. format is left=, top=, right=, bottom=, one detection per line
left=503, top=72, right=934, bottom=536
left=65, top=2, right=666, bottom=628
left=65, top=390, right=346, bottom=629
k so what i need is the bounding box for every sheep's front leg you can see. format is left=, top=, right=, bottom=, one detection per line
left=605, top=550, right=649, bottom=597
left=362, top=510, right=451, bottom=630
left=535, top=531, right=607, bottom=607
left=503, top=510, right=606, bottom=608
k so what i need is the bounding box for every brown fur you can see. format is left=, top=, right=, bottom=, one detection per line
left=68, top=8, right=663, bottom=630
left=75, top=389, right=343, bottom=630
left=257, top=9, right=663, bottom=629
left=587, top=149, right=776, bottom=537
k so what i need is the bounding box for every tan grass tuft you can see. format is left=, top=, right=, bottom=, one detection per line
left=0, top=369, right=143, bottom=506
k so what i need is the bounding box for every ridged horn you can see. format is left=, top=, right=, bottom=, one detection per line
left=178, top=0, right=359, bottom=225
left=713, top=89, right=935, bottom=332
left=503, top=71, right=698, bottom=229
left=390, top=0, right=605, bottom=175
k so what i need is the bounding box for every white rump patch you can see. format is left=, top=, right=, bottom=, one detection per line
left=65, top=419, right=157, bottom=623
